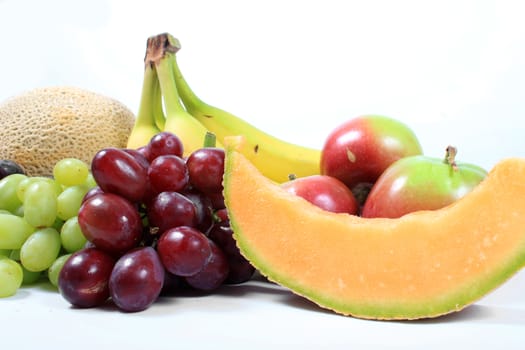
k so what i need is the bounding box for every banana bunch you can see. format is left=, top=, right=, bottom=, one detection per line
left=127, top=33, right=321, bottom=182
left=127, top=34, right=220, bottom=155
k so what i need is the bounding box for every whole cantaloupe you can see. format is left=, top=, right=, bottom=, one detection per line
left=0, top=86, right=136, bottom=176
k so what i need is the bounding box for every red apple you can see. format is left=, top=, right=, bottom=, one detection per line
left=320, top=115, right=422, bottom=204
left=361, top=146, right=487, bottom=218
left=281, top=175, right=359, bottom=215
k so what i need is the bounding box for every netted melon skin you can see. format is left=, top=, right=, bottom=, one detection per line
left=0, top=86, right=136, bottom=176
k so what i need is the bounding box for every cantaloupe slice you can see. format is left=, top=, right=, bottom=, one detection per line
left=223, top=136, right=525, bottom=320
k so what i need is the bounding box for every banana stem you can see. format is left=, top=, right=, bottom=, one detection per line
left=146, top=34, right=188, bottom=120
left=145, top=33, right=180, bottom=65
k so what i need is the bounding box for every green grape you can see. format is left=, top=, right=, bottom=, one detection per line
left=17, top=176, right=62, bottom=202
left=57, top=185, right=89, bottom=221
left=22, top=265, right=42, bottom=285
left=20, top=227, right=61, bottom=272
left=0, top=249, right=10, bottom=256
left=84, top=172, right=97, bottom=188
left=0, top=213, right=35, bottom=249
left=47, top=253, right=71, bottom=288
left=16, top=177, right=32, bottom=201
left=9, top=249, right=20, bottom=261
left=23, top=181, right=58, bottom=228
left=60, top=216, right=87, bottom=253
left=52, top=217, right=65, bottom=231
left=53, top=158, right=89, bottom=187
left=0, top=256, right=23, bottom=297
left=12, top=205, right=24, bottom=217
left=0, top=173, right=27, bottom=212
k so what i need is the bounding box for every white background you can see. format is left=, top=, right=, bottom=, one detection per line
left=1, top=0, right=525, bottom=169
left=1, top=1, right=525, bottom=349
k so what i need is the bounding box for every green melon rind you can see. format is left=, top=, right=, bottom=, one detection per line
left=224, top=149, right=525, bottom=320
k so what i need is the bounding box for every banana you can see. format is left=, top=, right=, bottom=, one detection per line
left=151, top=70, right=166, bottom=132
left=126, top=60, right=162, bottom=149
left=149, top=33, right=222, bottom=157
left=171, top=44, right=321, bottom=183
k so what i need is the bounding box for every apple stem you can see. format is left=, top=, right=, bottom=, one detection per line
left=445, top=146, right=459, bottom=171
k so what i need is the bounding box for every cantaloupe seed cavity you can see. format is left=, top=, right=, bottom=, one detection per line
left=223, top=139, right=525, bottom=320
left=0, top=86, right=135, bottom=176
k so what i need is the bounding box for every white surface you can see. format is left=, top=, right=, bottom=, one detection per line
left=1, top=1, right=525, bottom=349
left=3, top=271, right=525, bottom=350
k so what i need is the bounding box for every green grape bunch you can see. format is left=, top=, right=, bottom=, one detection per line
left=0, top=158, right=95, bottom=297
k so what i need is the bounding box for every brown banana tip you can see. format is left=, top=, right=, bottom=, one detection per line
left=144, top=33, right=181, bottom=66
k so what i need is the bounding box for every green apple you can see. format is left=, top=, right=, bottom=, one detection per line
left=361, top=146, right=487, bottom=218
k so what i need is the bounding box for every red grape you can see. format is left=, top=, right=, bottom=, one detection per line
left=136, top=146, right=151, bottom=161
left=208, top=222, right=238, bottom=257
left=91, top=147, right=147, bottom=203
left=225, top=255, right=256, bottom=285
left=186, top=147, right=225, bottom=194
left=147, top=131, right=184, bottom=161
left=123, top=148, right=150, bottom=170
left=185, top=239, right=229, bottom=291
left=82, top=186, right=104, bottom=204
left=182, top=189, right=214, bottom=235
left=109, top=247, right=165, bottom=312
left=208, top=221, right=255, bottom=284
left=0, top=159, right=25, bottom=179
left=148, top=155, right=189, bottom=194
left=147, top=191, right=197, bottom=234
left=58, top=247, right=115, bottom=308
left=207, top=191, right=226, bottom=210
left=157, top=226, right=211, bottom=277
left=214, top=208, right=229, bottom=222
left=78, top=193, right=142, bottom=255
left=161, top=271, right=186, bottom=295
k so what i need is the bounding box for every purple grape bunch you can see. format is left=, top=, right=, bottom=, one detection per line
left=58, top=131, right=255, bottom=312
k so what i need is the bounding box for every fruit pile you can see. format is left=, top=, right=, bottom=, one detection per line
left=0, top=31, right=516, bottom=321
left=58, top=131, right=254, bottom=312
left=280, top=114, right=487, bottom=218
left=0, top=157, right=96, bottom=297
left=125, top=32, right=488, bottom=220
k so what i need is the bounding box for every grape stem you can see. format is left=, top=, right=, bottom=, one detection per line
left=203, top=132, right=217, bottom=148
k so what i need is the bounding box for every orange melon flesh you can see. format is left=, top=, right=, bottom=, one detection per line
left=223, top=137, right=525, bottom=320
